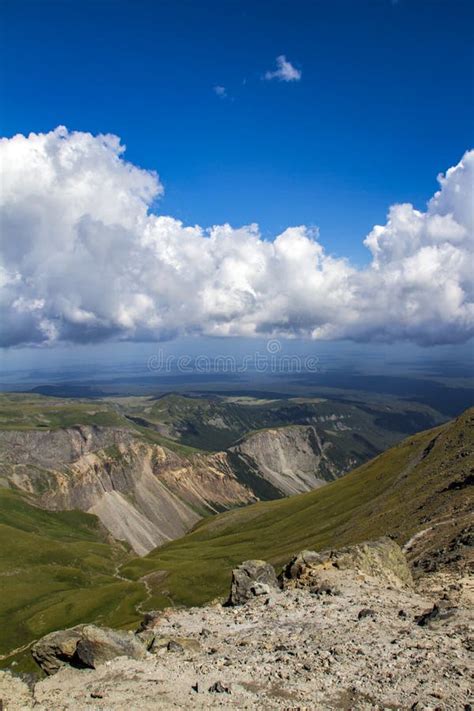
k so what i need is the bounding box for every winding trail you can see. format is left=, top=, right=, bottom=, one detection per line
left=112, top=562, right=164, bottom=616
left=0, top=640, right=36, bottom=662
left=135, top=574, right=154, bottom=615
left=0, top=563, right=158, bottom=665
left=403, top=512, right=472, bottom=552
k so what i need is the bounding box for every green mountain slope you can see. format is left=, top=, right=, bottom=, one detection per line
left=0, top=489, right=147, bottom=672
left=121, top=407, right=473, bottom=609
left=1, top=407, right=471, bottom=673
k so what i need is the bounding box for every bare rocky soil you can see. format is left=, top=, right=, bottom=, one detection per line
left=1, top=554, right=472, bottom=710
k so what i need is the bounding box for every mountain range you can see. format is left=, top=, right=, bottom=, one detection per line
left=0, top=392, right=471, bottom=674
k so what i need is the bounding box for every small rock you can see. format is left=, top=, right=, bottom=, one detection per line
left=357, top=608, right=376, bottom=620
left=250, top=582, right=271, bottom=596
left=209, top=681, right=231, bottom=694
left=135, top=629, right=156, bottom=649
left=415, top=605, right=440, bottom=626
left=136, top=612, right=162, bottom=632
left=310, top=583, right=340, bottom=597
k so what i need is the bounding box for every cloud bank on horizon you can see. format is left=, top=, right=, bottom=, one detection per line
left=0, top=127, right=473, bottom=348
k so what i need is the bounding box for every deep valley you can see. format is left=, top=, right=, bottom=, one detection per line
left=0, top=389, right=471, bottom=682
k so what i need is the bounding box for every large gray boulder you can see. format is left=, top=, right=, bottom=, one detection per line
left=32, top=624, right=148, bottom=675
left=227, top=559, right=280, bottom=606
left=75, top=625, right=148, bottom=668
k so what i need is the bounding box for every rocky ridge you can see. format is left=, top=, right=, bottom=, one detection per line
left=0, top=426, right=256, bottom=555
left=228, top=425, right=340, bottom=496
left=0, top=422, right=348, bottom=554
left=1, top=538, right=472, bottom=710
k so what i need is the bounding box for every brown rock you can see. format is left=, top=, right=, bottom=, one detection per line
left=32, top=624, right=148, bottom=675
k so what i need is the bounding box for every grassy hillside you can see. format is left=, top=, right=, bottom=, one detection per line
left=0, top=489, right=147, bottom=673
left=121, top=408, right=473, bottom=609
left=0, top=393, right=125, bottom=430
left=0, top=402, right=470, bottom=674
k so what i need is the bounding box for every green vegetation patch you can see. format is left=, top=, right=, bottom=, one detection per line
left=0, top=489, right=146, bottom=673
left=0, top=393, right=125, bottom=431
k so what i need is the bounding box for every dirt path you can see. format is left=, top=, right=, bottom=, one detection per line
left=0, top=640, right=36, bottom=663
left=403, top=512, right=473, bottom=552
left=112, top=563, right=168, bottom=616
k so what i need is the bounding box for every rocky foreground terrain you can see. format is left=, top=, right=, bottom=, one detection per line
left=1, top=539, right=472, bottom=710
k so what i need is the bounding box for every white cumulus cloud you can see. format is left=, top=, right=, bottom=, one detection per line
left=264, top=55, right=302, bottom=82
left=0, top=126, right=472, bottom=347
left=213, top=85, right=227, bottom=98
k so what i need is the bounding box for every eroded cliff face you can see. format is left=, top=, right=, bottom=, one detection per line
left=228, top=425, right=339, bottom=496
left=0, top=426, right=255, bottom=555
left=0, top=426, right=135, bottom=471
left=0, top=423, right=349, bottom=555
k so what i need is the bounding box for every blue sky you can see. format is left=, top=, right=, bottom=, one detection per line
left=0, top=0, right=473, bottom=372
left=2, top=0, right=473, bottom=265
